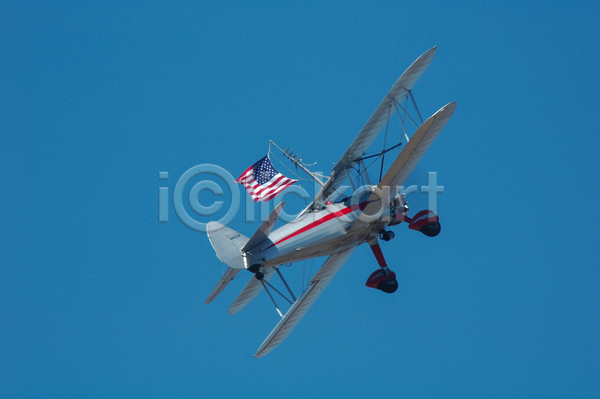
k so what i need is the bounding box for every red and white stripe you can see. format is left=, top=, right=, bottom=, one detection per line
left=236, top=167, right=297, bottom=202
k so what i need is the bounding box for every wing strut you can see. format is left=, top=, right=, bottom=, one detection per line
left=276, top=268, right=296, bottom=302
left=408, top=91, right=424, bottom=124
left=257, top=266, right=297, bottom=317
left=393, top=97, right=421, bottom=130
left=379, top=105, right=392, bottom=181
left=260, top=279, right=285, bottom=317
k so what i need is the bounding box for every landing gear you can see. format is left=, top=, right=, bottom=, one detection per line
left=380, top=230, right=395, bottom=242
left=247, top=263, right=261, bottom=274
left=420, top=221, right=441, bottom=237
left=248, top=263, right=264, bottom=280
left=366, top=243, right=398, bottom=293
left=377, top=277, right=398, bottom=293
left=365, top=267, right=398, bottom=293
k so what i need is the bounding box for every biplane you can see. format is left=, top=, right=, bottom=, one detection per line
left=205, top=46, right=456, bottom=357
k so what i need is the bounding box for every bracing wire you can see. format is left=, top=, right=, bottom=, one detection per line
left=401, top=95, right=409, bottom=149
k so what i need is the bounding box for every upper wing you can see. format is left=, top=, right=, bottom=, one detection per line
left=303, top=47, right=437, bottom=212
left=254, top=247, right=356, bottom=358
left=359, top=102, right=456, bottom=218
left=379, top=102, right=456, bottom=190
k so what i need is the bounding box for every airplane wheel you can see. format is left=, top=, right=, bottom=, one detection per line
left=377, top=278, right=398, bottom=293
left=380, top=231, right=394, bottom=241
left=248, top=264, right=261, bottom=273
left=255, top=271, right=264, bottom=280
left=420, top=222, right=441, bottom=237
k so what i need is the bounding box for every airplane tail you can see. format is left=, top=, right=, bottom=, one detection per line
left=205, top=202, right=285, bottom=304
left=204, top=221, right=250, bottom=305
left=207, top=221, right=250, bottom=270
left=207, top=201, right=285, bottom=270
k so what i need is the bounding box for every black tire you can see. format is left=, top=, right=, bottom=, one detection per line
left=377, top=278, right=398, bottom=293
left=248, top=264, right=261, bottom=273
left=420, top=222, right=441, bottom=237
left=255, top=271, right=264, bottom=280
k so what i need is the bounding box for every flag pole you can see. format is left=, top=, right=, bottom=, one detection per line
left=269, top=140, right=324, bottom=187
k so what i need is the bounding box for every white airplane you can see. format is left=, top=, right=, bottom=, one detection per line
left=205, top=46, right=456, bottom=358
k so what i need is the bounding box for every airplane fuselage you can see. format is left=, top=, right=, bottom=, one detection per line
left=258, top=201, right=391, bottom=267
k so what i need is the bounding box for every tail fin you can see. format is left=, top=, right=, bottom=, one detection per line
left=205, top=204, right=285, bottom=305
left=205, top=222, right=250, bottom=304
left=207, top=221, right=250, bottom=270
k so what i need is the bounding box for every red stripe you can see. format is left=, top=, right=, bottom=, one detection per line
left=250, top=176, right=297, bottom=200
left=241, top=179, right=257, bottom=187
left=235, top=166, right=253, bottom=183
left=239, top=177, right=255, bottom=186
left=261, top=181, right=295, bottom=201
left=262, top=203, right=368, bottom=251
left=253, top=175, right=286, bottom=197
left=244, top=175, right=284, bottom=197
left=260, top=178, right=296, bottom=200
left=237, top=166, right=298, bottom=202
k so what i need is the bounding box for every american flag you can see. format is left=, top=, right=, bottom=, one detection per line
left=235, top=155, right=298, bottom=202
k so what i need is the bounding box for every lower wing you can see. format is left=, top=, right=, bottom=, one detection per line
left=254, top=247, right=356, bottom=358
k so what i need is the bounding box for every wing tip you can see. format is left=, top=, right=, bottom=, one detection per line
left=254, top=340, right=277, bottom=358
left=420, top=45, right=437, bottom=62
left=441, top=101, right=458, bottom=115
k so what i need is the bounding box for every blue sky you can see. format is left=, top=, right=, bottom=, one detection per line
left=2, top=1, right=599, bottom=397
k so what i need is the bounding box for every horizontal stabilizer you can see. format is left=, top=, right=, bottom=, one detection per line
left=254, top=248, right=356, bottom=358
left=242, top=202, right=285, bottom=252
left=205, top=267, right=240, bottom=305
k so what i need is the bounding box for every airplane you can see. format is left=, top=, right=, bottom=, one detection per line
left=204, top=46, right=456, bottom=358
